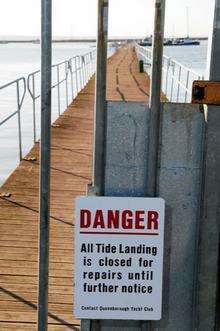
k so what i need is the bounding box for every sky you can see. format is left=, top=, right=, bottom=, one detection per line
left=0, top=0, right=215, bottom=38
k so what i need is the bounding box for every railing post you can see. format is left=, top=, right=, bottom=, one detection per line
left=32, top=76, right=37, bottom=142
left=81, top=56, right=85, bottom=86
left=92, top=0, right=109, bottom=195
left=16, top=81, right=23, bottom=161
left=69, top=60, right=74, bottom=100
left=81, top=1, right=109, bottom=330
left=170, top=62, right=175, bottom=101
left=176, top=65, right=182, bottom=102
left=145, top=2, right=165, bottom=329
left=65, top=61, right=69, bottom=107
left=75, top=57, right=79, bottom=93
left=79, top=56, right=83, bottom=90
left=147, top=0, right=166, bottom=195
left=197, top=0, right=220, bottom=329
left=184, top=70, right=190, bottom=102
left=164, top=58, right=170, bottom=97
left=57, top=66, right=61, bottom=115
left=37, top=0, right=52, bottom=330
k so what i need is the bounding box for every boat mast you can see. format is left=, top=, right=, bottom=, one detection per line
left=186, top=6, right=190, bottom=38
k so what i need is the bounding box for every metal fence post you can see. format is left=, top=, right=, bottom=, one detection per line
left=81, top=2, right=109, bottom=331
left=65, top=61, right=69, bottom=107
left=145, top=1, right=165, bottom=330
left=37, top=0, right=52, bottom=330
left=147, top=0, right=166, bottom=198
left=57, top=66, right=61, bottom=115
left=16, top=81, right=23, bottom=161
left=92, top=0, right=109, bottom=196
left=75, top=57, right=79, bottom=93
left=32, top=76, right=37, bottom=142
left=197, top=0, right=220, bottom=329
left=69, top=60, right=74, bottom=100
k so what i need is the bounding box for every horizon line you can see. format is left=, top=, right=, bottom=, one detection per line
left=0, top=35, right=209, bottom=39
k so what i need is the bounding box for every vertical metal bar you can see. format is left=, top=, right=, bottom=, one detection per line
left=145, top=3, right=166, bottom=328
left=86, top=56, right=88, bottom=82
left=176, top=65, right=182, bottom=102
left=90, top=53, right=93, bottom=76
left=16, top=81, right=22, bottom=161
left=170, top=62, right=175, bottom=101
left=87, top=54, right=89, bottom=80
left=196, top=0, right=220, bottom=329
left=89, top=52, right=93, bottom=77
left=165, top=58, right=170, bottom=96
left=75, top=57, right=79, bottom=93
left=79, top=57, right=83, bottom=89
left=84, top=55, right=87, bottom=83
left=81, top=320, right=91, bottom=331
left=86, top=54, right=90, bottom=82
left=91, top=53, right=93, bottom=76
left=32, top=75, right=37, bottom=142
left=83, top=57, right=86, bottom=86
left=70, top=60, right=74, bottom=100
left=87, top=55, right=89, bottom=80
left=92, top=0, right=109, bottom=195
left=88, top=54, right=90, bottom=79
left=57, top=66, right=61, bottom=116
left=184, top=70, right=190, bottom=102
left=84, top=55, right=87, bottom=84
left=92, top=51, right=95, bottom=75
left=79, top=58, right=82, bottom=87
left=147, top=0, right=166, bottom=197
left=89, top=53, right=91, bottom=78
left=37, top=0, right=52, bottom=329
left=65, top=62, right=69, bottom=107
left=81, top=57, right=85, bottom=86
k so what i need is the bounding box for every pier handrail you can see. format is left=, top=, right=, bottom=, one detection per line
left=27, top=59, right=69, bottom=142
left=27, top=48, right=96, bottom=142
left=135, top=44, right=203, bottom=102
left=0, top=77, right=26, bottom=161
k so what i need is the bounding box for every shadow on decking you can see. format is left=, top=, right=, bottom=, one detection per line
left=0, top=287, right=79, bottom=330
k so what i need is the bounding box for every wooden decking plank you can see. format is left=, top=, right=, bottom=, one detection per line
left=1, top=275, right=72, bottom=286
left=0, top=323, right=79, bottom=331
left=0, top=45, right=150, bottom=329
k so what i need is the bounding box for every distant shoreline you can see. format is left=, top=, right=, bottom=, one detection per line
left=0, top=37, right=208, bottom=44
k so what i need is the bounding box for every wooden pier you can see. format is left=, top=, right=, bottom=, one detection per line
left=0, top=45, right=150, bottom=330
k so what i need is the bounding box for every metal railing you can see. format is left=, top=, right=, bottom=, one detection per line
left=136, top=44, right=203, bottom=102
left=0, top=77, right=26, bottom=161
left=0, top=45, right=121, bottom=184
left=27, top=49, right=96, bottom=143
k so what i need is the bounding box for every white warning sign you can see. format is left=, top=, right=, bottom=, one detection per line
left=74, top=197, right=165, bottom=320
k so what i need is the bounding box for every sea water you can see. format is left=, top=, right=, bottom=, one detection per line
left=0, top=41, right=208, bottom=184
left=0, top=42, right=96, bottom=183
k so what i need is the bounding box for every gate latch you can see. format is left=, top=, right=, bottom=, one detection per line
left=192, top=81, right=220, bottom=105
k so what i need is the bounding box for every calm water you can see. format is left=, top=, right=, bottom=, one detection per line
left=0, top=42, right=96, bottom=184
left=163, top=40, right=208, bottom=75
left=0, top=42, right=96, bottom=85
left=0, top=41, right=208, bottom=184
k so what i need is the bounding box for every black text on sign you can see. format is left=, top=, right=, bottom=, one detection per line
left=74, top=197, right=165, bottom=320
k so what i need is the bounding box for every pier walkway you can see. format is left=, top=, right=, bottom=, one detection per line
left=0, top=45, right=150, bottom=330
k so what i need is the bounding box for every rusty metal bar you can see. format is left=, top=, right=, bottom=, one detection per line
left=37, top=0, right=52, bottom=329
left=196, top=0, right=220, bottom=329
left=147, top=0, right=166, bottom=195
left=145, top=2, right=166, bottom=329
left=82, top=1, right=109, bottom=330
left=92, top=0, right=109, bottom=196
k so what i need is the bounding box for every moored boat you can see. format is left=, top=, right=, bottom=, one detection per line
left=172, top=38, right=200, bottom=46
